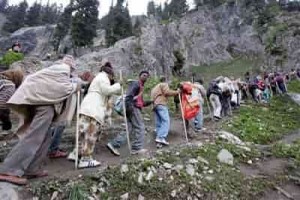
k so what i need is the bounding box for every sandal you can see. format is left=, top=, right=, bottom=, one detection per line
left=0, top=174, right=28, bottom=185
left=48, top=150, right=68, bottom=159
left=24, top=170, right=48, bottom=179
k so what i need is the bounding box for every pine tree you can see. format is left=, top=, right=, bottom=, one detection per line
left=71, top=0, right=99, bottom=47
left=3, top=0, right=28, bottom=33
left=156, top=4, right=163, bottom=18
left=168, top=0, right=188, bottom=18
left=104, top=0, right=133, bottom=46
left=52, top=5, right=73, bottom=51
left=147, top=1, right=156, bottom=16
left=41, top=1, right=60, bottom=25
left=0, top=0, right=8, bottom=13
left=26, top=2, right=42, bottom=26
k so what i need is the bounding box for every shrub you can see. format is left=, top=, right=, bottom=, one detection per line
left=0, top=51, right=24, bottom=68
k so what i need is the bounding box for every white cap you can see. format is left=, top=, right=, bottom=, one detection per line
left=63, top=55, right=76, bottom=69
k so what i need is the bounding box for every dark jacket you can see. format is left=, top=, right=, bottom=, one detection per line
left=125, top=80, right=152, bottom=110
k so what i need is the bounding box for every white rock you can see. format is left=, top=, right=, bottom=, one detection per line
left=217, top=149, right=234, bottom=165
left=197, top=156, right=209, bottom=165
left=120, top=193, right=129, bottom=200
left=163, top=163, right=172, bottom=169
left=205, top=176, right=215, bottom=181
left=208, top=169, right=214, bottom=174
left=171, top=190, right=177, bottom=197
left=121, top=164, right=129, bottom=173
left=247, top=160, right=253, bottom=165
left=138, top=194, right=145, bottom=200
left=186, top=164, right=195, bottom=176
left=50, top=191, right=58, bottom=200
left=138, top=172, right=144, bottom=184
left=218, top=131, right=245, bottom=146
left=189, top=158, right=198, bottom=164
left=145, top=170, right=154, bottom=181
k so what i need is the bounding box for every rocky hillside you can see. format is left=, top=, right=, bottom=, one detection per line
left=0, top=2, right=299, bottom=75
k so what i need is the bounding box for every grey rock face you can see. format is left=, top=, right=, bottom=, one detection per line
left=0, top=182, right=19, bottom=200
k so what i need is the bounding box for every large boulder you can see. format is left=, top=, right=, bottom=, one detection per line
left=0, top=25, right=55, bottom=58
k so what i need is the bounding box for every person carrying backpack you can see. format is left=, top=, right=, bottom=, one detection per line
left=107, top=71, right=152, bottom=156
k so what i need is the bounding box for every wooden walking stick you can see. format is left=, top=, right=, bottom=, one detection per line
left=205, top=96, right=213, bottom=121
left=178, top=93, right=189, bottom=143
left=120, top=70, right=131, bottom=153
left=75, top=90, right=80, bottom=170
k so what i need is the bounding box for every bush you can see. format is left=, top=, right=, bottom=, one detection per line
left=0, top=51, right=24, bottom=68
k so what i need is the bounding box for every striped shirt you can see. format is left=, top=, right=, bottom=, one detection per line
left=0, top=76, right=16, bottom=108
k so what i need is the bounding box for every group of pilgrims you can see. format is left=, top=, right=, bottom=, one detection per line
left=0, top=53, right=299, bottom=185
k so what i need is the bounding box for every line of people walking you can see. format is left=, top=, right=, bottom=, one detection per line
left=0, top=53, right=299, bottom=185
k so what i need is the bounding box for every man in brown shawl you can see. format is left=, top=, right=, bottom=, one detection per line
left=0, top=55, right=79, bottom=185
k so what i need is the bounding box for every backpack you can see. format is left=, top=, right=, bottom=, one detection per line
left=114, top=95, right=124, bottom=116
left=181, top=82, right=200, bottom=120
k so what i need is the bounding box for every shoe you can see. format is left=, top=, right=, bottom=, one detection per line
left=67, top=149, right=77, bottom=161
left=155, top=138, right=169, bottom=145
left=131, top=149, right=148, bottom=155
left=78, top=158, right=101, bottom=169
left=106, top=143, right=120, bottom=156
left=0, top=174, right=28, bottom=185
left=24, top=170, right=48, bottom=179
left=48, top=150, right=68, bottom=159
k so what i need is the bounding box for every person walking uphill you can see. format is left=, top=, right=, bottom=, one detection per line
left=107, top=71, right=152, bottom=156
left=0, top=55, right=79, bottom=185
left=68, top=62, right=121, bottom=169
left=0, top=69, right=24, bottom=132
left=151, top=76, right=178, bottom=146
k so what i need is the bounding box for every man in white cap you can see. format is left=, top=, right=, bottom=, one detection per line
left=0, top=55, right=80, bottom=185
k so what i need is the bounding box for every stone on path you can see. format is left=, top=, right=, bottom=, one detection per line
left=217, top=149, right=234, bottom=165
left=0, top=182, right=19, bottom=200
left=120, top=192, right=129, bottom=200
left=186, top=164, right=195, bottom=176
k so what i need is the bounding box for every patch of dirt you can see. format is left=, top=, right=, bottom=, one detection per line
left=280, top=129, right=300, bottom=144
left=256, top=158, right=288, bottom=176
left=260, top=182, right=300, bottom=200
left=239, top=164, right=261, bottom=177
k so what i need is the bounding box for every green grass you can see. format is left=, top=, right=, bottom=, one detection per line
left=191, top=57, right=262, bottom=85
left=225, top=95, right=300, bottom=144
left=288, top=80, right=300, bottom=93
left=272, top=139, right=300, bottom=166
left=31, top=141, right=270, bottom=200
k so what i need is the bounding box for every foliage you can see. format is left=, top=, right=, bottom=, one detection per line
left=225, top=95, right=300, bottom=144
left=71, top=0, right=99, bottom=47
left=31, top=141, right=272, bottom=200
left=147, top=1, right=156, bottom=16
left=272, top=139, right=300, bottom=165
left=288, top=80, right=300, bottom=93
left=52, top=5, right=74, bottom=51
left=265, top=23, right=288, bottom=56
left=194, top=0, right=226, bottom=8
left=102, top=0, right=133, bottom=46
left=191, top=57, right=262, bottom=85
left=172, top=50, right=185, bottom=76
left=0, top=0, right=8, bottom=13
left=0, top=51, right=24, bottom=68
left=167, top=0, right=189, bottom=19
left=40, top=2, right=60, bottom=25
left=69, top=183, right=88, bottom=200
left=25, top=2, right=42, bottom=26
left=2, top=1, right=28, bottom=33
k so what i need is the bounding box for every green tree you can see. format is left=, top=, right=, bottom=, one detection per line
left=194, top=0, right=225, bottom=7
left=3, top=0, right=28, bottom=33
left=104, top=0, right=133, bottom=46
left=26, top=2, right=42, bottom=26
left=147, top=1, right=156, bottom=16
left=71, top=0, right=99, bottom=47
left=52, top=5, right=74, bottom=51
left=168, top=0, right=188, bottom=18
left=41, top=1, right=60, bottom=25
left=0, top=0, right=8, bottom=13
